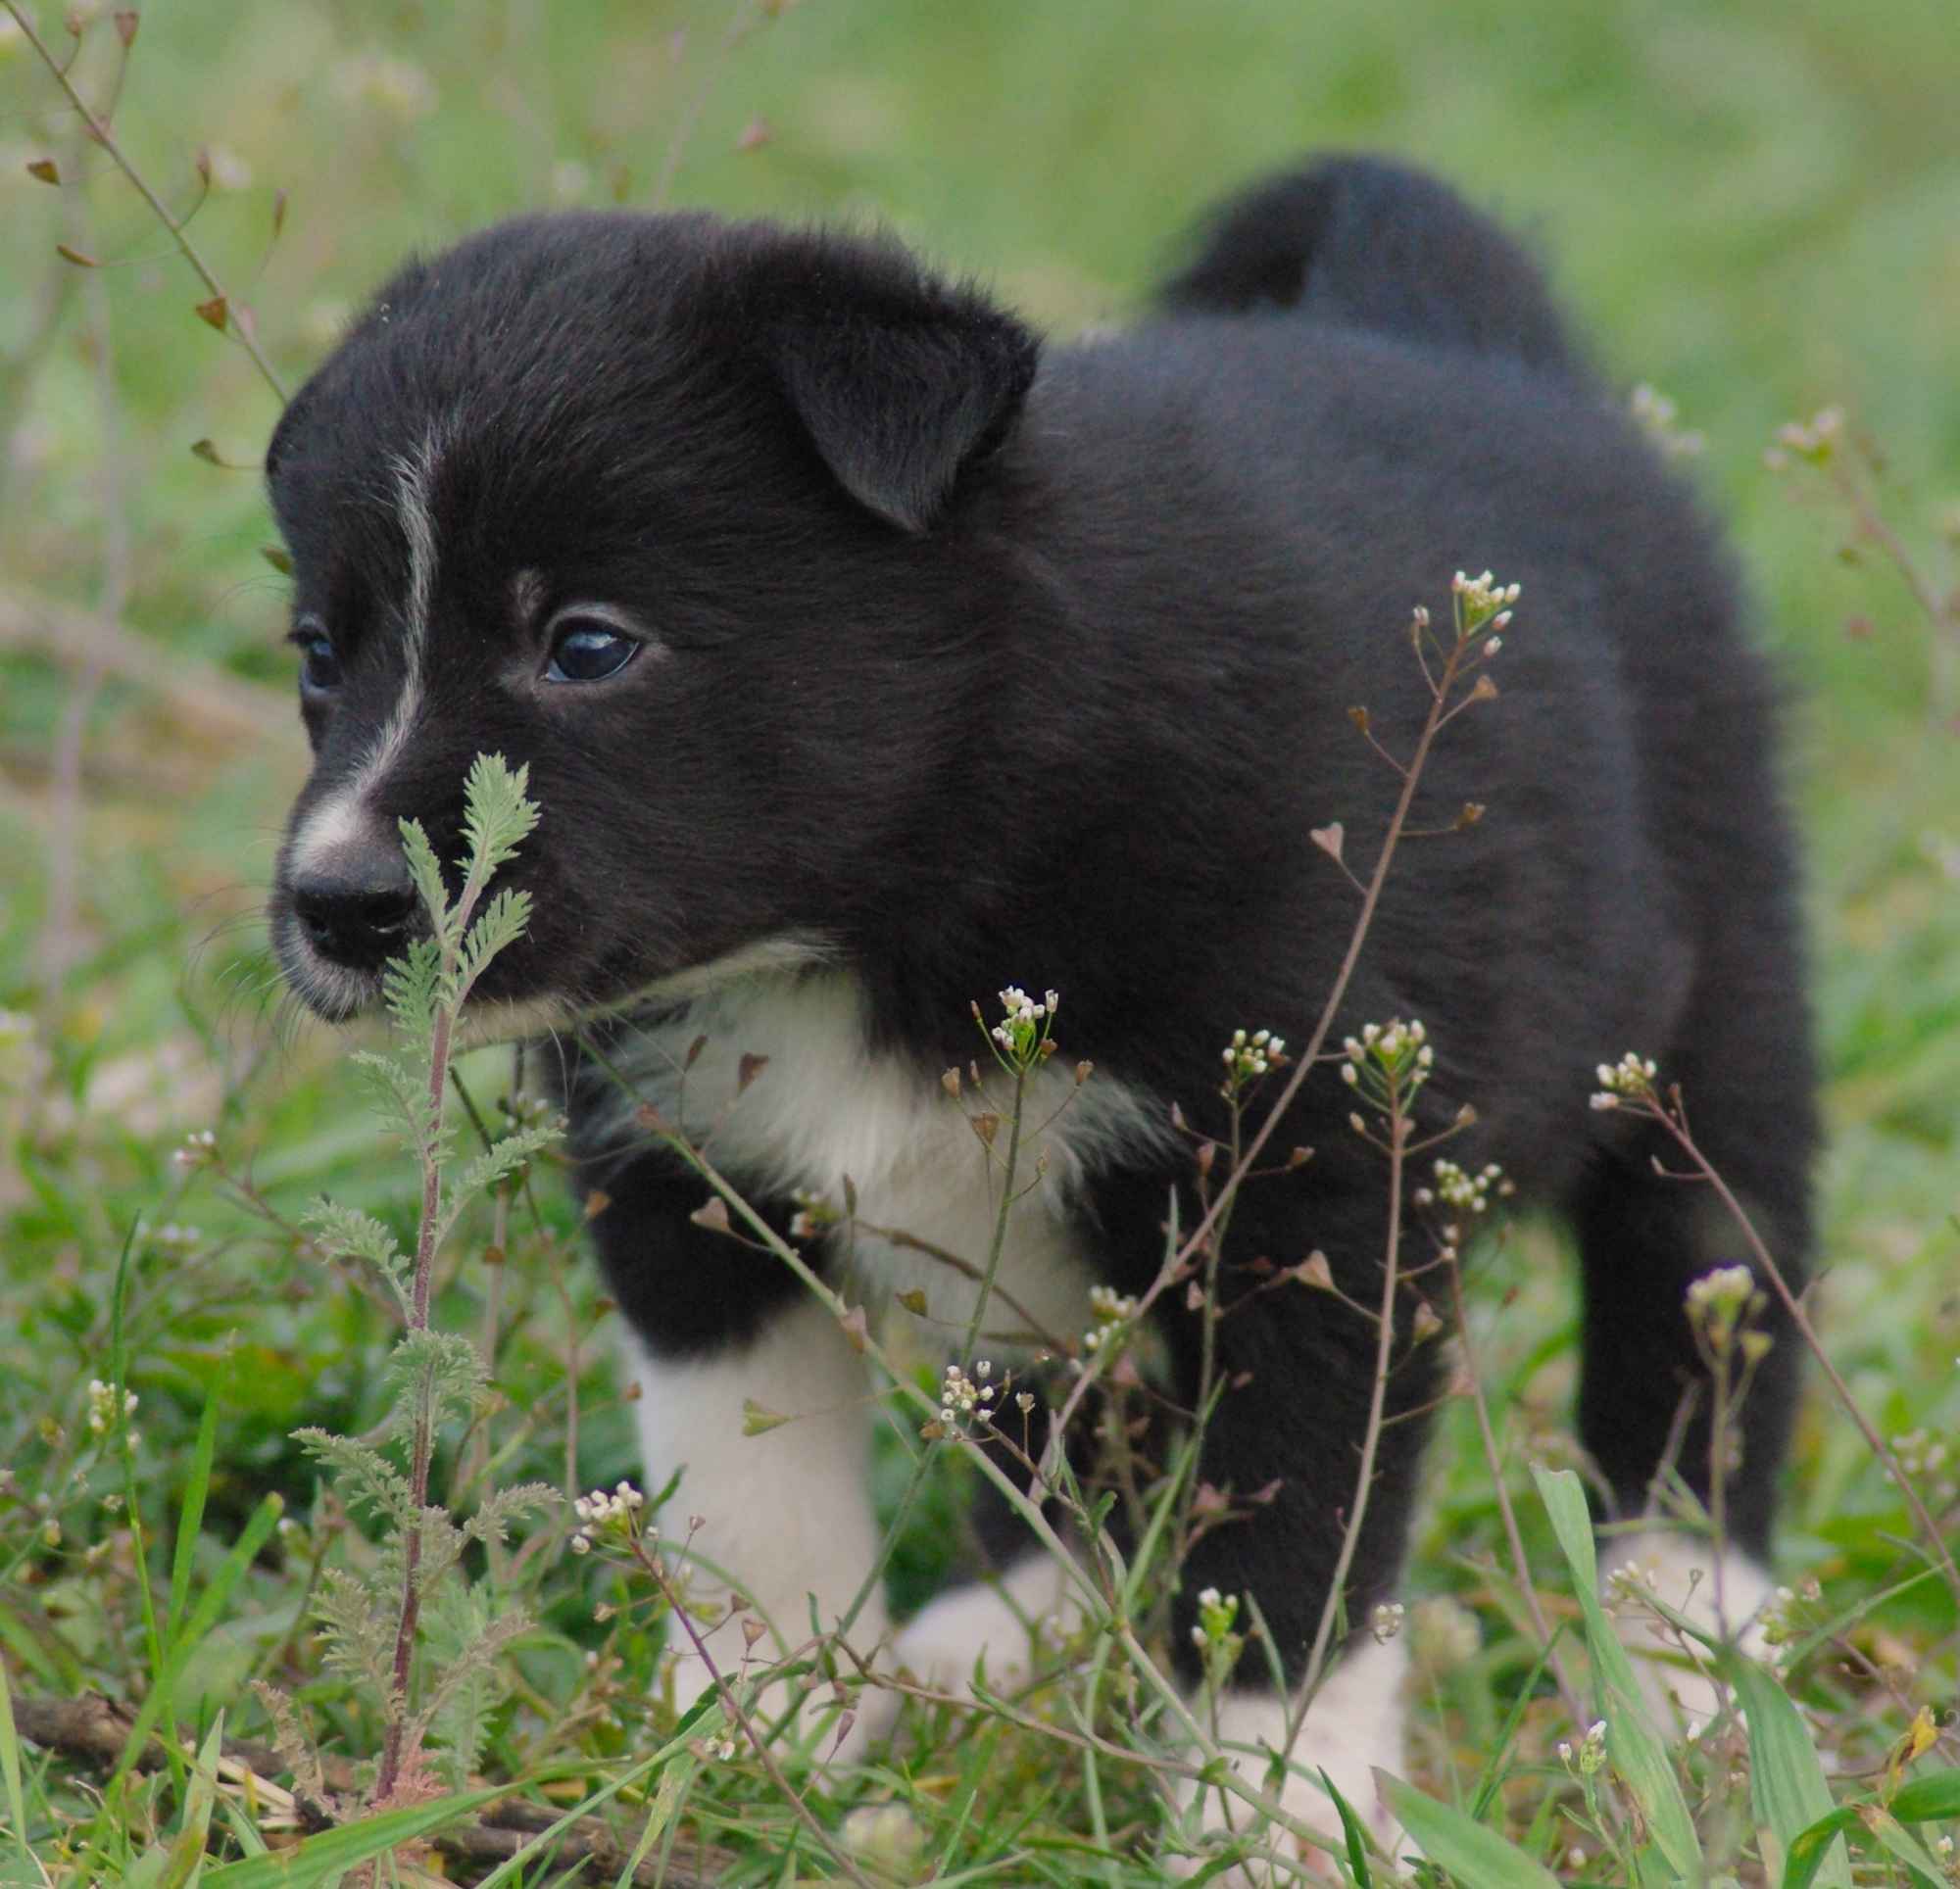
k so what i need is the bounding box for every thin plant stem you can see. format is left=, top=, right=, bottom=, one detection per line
left=3, top=2, right=290, bottom=406
left=1443, top=1242, right=1589, bottom=1727
left=1174, top=628, right=1478, bottom=1274
left=627, top=1534, right=877, bottom=1889
left=377, top=857, right=499, bottom=1801
left=1041, top=622, right=1486, bottom=1465
left=623, top=1106, right=1341, bottom=1864
left=1298, top=1097, right=1409, bottom=1703
left=1645, top=1097, right=1960, bottom=1611
left=959, top=1057, right=1029, bottom=1364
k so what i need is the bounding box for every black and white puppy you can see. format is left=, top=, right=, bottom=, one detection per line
left=267, top=156, right=1813, bottom=1837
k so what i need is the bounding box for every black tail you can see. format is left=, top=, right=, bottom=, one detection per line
left=1159, top=155, right=1583, bottom=378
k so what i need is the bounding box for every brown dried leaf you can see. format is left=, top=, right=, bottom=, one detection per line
left=55, top=243, right=98, bottom=268
left=837, top=1304, right=868, bottom=1353
left=260, top=544, right=293, bottom=575
left=689, top=1195, right=731, bottom=1235
left=736, top=1051, right=768, bottom=1092
left=26, top=158, right=60, bottom=185
left=194, top=295, right=228, bottom=333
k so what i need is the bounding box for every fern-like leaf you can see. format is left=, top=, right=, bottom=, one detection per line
left=294, top=1427, right=417, bottom=1528
left=312, top=1565, right=399, bottom=1701
left=398, top=814, right=452, bottom=942
left=301, top=1198, right=413, bottom=1315
left=463, top=1481, right=560, bottom=1551
left=454, top=887, right=534, bottom=1005
left=413, top=1588, right=533, bottom=1789
left=460, top=753, right=539, bottom=879
left=435, top=1120, right=562, bottom=1251
left=384, top=1327, right=490, bottom=1436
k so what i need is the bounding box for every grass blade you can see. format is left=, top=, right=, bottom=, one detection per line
left=200, top=1786, right=505, bottom=1889
left=1375, top=1771, right=1561, bottom=1888
left=1867, top=1811, right=1948, bottom=1885
left=1318, top=1768, right=1373, bottom=1887
left=1532, top=1467, right=1702, bottom=1880
left=169, top=1390, right=223, bottom=1640
left=110, top=1492, right=285, bottom=1789
left=1725, top=1653, right=1849, bottom=1887
left=0, top=1651, right=31, bottom=1868
left=1888, top=1768, right=1960, bottom=1822
left=157, top=1713, right=226, bottom=1889
left=1782, top=1809, right=1860, bottom=1889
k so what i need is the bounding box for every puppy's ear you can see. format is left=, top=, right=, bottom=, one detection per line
left=769, top=246, right=1039, bottom=535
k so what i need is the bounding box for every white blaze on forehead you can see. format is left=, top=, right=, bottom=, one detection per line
left=287, top=424, right=449, bottom=880
left=391, top=429, right=442, bottom=688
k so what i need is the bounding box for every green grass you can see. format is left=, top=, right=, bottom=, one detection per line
left=3, top=0, right=1958, bottom=1880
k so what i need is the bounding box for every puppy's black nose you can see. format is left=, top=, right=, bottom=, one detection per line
left=290, top=858, right=420, bottom=973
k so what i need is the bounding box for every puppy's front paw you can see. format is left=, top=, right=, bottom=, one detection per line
left=891, top=1552, right=1084, bottom=1699
left=1172, top=1637, right=1408, bottom=1883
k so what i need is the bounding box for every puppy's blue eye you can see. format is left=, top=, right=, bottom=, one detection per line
left=297, top=631, right=342, bottom=694
left=547, top=619, right=639, bottom=683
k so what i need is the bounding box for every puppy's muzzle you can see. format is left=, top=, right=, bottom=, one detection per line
left=289, top=848, right=419, bottom=975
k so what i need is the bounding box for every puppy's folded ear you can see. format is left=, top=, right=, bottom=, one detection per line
left=767, top=242, right=1039, bottom=535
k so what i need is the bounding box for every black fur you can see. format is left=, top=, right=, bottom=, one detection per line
left=269, top=156, right=1813, bottom=1690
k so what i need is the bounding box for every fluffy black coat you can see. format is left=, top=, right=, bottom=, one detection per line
left=268, top=155, right=1813, bottom=1690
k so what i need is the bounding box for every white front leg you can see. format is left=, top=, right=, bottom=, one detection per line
left=626, top=1295, right=888, bottom=1743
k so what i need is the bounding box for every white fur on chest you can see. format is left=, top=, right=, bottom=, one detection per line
left=597, top=970, right=1166, bottom=1345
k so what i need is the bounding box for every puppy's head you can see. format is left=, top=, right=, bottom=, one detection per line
left=266, top=212, right=1040, bottom=1027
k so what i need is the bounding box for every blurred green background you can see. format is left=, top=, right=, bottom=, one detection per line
left=2, top=0, right=1957, bottom=1696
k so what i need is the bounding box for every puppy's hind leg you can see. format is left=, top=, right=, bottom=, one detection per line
left=1573, top=902, right=1816, bottom=1719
